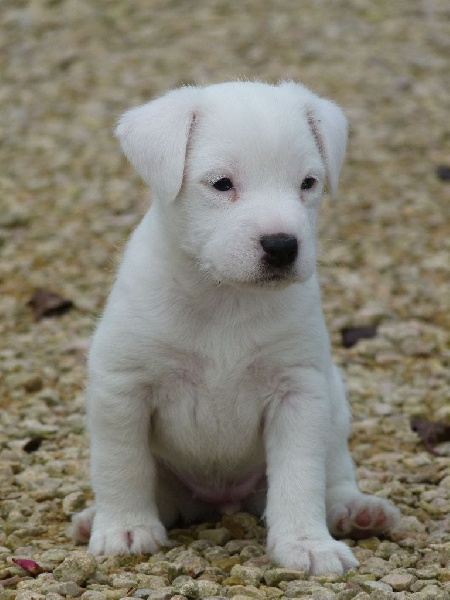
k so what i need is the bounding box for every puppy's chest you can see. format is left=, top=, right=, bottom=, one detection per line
left=153, top=354, right=270, bottom=419
left=150, top=352, right=283, bottom=465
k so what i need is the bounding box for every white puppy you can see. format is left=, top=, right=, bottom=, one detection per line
left=73, top=81, right=400, bottom=575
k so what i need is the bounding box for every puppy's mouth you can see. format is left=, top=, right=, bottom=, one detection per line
left=254, top=268, right=301, bottom=288
left=214, top=267, right=301, bottom=290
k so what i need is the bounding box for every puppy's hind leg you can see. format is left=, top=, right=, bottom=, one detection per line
left=325, top=366, right=400, bottom=540
left=72, top=505, right=95, bottom=544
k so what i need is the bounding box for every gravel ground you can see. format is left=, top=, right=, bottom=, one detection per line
left=1, top=0, right=450, bottom=598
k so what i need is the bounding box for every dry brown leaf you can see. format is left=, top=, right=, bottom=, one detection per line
left=341, top=325, right=378, bottom=348
left=410, top=417, right=450, bottom=456
left=23, top=437, right=44, bottom=453
left=27, top=288, right=74, bottom=321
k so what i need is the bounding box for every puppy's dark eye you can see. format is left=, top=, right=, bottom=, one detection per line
left=212, top=177, right=233, bottom=191
left=301, top=177, right=317, bottom=190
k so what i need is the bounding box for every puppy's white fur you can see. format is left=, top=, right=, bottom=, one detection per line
left=73, top=81, right=399, bottom=574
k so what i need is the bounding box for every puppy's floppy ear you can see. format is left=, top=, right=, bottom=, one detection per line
left=115, top=86, right=199, bottom=203
left=279, top=81, right=347, bottom=196
left=305, top=97, right=348, bottom=197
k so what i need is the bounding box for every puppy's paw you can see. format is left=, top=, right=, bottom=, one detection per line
left=72, top=506, right=95, bottom=544
left=268, top=535, right=358, bottom=575
left=328, top=493, right=400, bottom=539
left=89, top=517, right=170, bottom=555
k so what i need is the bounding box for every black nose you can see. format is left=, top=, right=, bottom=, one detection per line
left=260, top=233, right=298, bottom=268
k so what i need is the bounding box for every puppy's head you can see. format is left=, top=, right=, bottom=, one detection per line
left=116, top=81, right=347, bottom=288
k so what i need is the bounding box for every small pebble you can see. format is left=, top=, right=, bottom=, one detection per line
left=53, top=551, right=97, bottom=585
left=380, top=571, right=417, bottom=591
left=263, top=568, right=306, bottom=586
left=80, top=592, right=108, bottom=600
left=198, top=528, right=231, bottom=546
left=62, top=491, right=87, bottom=516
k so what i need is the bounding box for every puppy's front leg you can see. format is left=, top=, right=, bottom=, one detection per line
left=265, top=368, right=358, bottom=575
left=87, top=372, right=169, bottom=555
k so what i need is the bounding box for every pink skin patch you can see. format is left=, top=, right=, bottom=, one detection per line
left=354, top=508, right=372, bottom=528
left=337, top=506, right=388, bottom=534
left=355, top=508, right=387, bottom=529
left=77, top=523, right=92, bottom=542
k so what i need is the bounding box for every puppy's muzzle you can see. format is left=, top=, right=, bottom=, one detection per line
left=260, top=233, right=298, bottom=269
